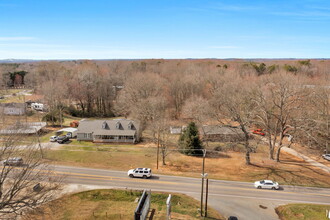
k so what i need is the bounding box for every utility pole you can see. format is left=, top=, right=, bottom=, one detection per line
left=157, top=126, right=160, bottom=169
left=326, top=93, right=329, bottom=154
left=200, top=149, right=206, bottom=217
left=23, top=93, right=27, bottom=123
left=205, top=178, right=209, bottom=218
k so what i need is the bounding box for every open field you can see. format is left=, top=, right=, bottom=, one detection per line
left=23, top=189, right=224, bottom=220
left=44, top=142, right=330, bottom=187
left=276, top=204, right=330, bottom=220
left=2, top=114, right=330, bottom=188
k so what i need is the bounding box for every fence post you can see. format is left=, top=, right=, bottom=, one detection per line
left=166, top=194, right=172, bottom=220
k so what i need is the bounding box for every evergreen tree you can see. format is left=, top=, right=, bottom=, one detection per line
left=178, top=122, right=203, bottom=156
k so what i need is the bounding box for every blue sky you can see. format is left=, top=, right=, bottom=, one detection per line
left=0, top=0, right=329, bottom=59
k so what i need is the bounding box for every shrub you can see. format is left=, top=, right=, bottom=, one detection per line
left=178, top=122, right=204, bottom=156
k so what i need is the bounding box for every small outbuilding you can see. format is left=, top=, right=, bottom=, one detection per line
left=57, top=127, right=78, bottom=138
left=0, top=122, right=47, bottom=135
left=202, top=125, right=245, bottom=142
left=0, top=103, right=26, bottom=115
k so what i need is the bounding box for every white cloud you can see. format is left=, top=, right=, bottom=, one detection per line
left=0, top=43, right=69, bottom=48
left=209, top=46, right=241, bottom=49
left=0, top=37, right=36, bottom=41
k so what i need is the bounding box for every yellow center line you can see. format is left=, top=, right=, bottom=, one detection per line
left=4, top=166, right=330, bottom=197
left=209, top=184, right=330, bottom=197
left=59, top=171, right=330, bottom=197
left=56, top=170, right=178, bottom=184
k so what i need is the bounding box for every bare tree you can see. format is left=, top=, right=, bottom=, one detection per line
left=0, top=130, right=61, bottom=218
left=114, top=72, right=165, bottom=125
left=253, top=74, right=303, bottom=162
left=155, top=118, right=171, bottom=166
left=297, top=85, right=330, bottom=154
left=181, top=96, right=212, bottom=147
left=251, top=87, right=276, bottom=160
left=210, top=77, right=255, bottom=165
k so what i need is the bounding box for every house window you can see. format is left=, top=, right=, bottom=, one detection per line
left=102, top=121, right=108, bottom=129
left=84, top=133, right=91, bottom=139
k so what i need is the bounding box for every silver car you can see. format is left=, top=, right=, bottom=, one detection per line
left=322, top=154, right=330, bottom=161
left=50, top=135, right=58, bottom=142
left=254, top=180, right=279, bottom=190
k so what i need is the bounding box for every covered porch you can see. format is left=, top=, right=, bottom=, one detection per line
left=93, top=134, right=136, bottom=143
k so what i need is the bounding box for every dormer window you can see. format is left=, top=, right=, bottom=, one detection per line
left=116, top=122, right=121, bottom=129
left=128, top=122, right=134, bottom=130
left=102, top=121, right=108, bottom=129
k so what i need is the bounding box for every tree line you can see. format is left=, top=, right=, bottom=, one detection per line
left=0, top=59, right=329, bottom=164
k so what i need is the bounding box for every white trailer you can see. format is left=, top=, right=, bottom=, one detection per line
left=58, top=128, right=78, bottom=139
left=31, top=103, right=44, bottom=111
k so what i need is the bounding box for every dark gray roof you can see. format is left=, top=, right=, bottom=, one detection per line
left=0, top=103, right=26, bottom=108
left=0, top=122, right=46, bottom=134
left=202, top=125, right=244, bottom=135
left=77, top=119, right=140, bottom=136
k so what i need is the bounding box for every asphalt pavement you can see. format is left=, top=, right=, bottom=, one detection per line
left=54, top=165, right=330, bottom=220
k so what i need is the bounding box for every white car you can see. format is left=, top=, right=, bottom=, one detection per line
left=128, top=168, right=152, bottom=179
left=50, top=136, right=58, bottom=142
left=254, top=180, right=279, bottom=190
left=3, top=157, right=23, bottom=166
left=322, top=154, right=330, bottom=161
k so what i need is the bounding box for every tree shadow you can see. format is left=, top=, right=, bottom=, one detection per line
left=249, top=160, right=329, bottom=187
left=280, top=159, right=330, bottom=178
left=206, top=151, right=231, bottom=159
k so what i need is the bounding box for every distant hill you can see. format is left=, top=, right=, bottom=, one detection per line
left=0, top=59, right=38, bottom=63
left=1, top=58, right=329, bottom=64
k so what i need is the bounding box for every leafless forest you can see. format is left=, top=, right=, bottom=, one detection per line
left=0, top=59, right=329, bottom=163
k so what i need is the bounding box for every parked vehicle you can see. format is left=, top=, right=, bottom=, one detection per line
left=0, top=96, right=4, bottom=99
left=65, top=129, right=78, bottom=138
left=322, top=154, right=330, bottom=161
left=50, top=135, right=58, bottom=142
left=31, top=103, right=44, bottom=111
left=254, top=180, right=279, bottom=190
left=252, top=129, right=265, bottom=136
left=3, top=157, right=23, bottom=166
left=128, top=168, right=152, bottom=179
left=57, top=135, right=69, bottom=144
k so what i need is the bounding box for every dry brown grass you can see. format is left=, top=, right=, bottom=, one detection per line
left=289, top=143, right=330, bottom=167
left=24, top=189, right=224, bottom=220
left=160, top=149, right=330, bottom=187
left=276, top=204, right=330, bottom=220
left=44, top=142, right=330, bottom=188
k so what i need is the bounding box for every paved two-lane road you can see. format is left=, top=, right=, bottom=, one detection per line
left=53, top=165, right=330, bottom=220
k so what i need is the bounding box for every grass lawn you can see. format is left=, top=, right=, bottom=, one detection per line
left=3, top=113, right=330, bottom=188
left=44, top=142, right=330, bottom=187
left=276, top=204, right=330, bottom=220
left=23, top=189, right=224, bottom=220
left=45, top=146, right=156, bottom=170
